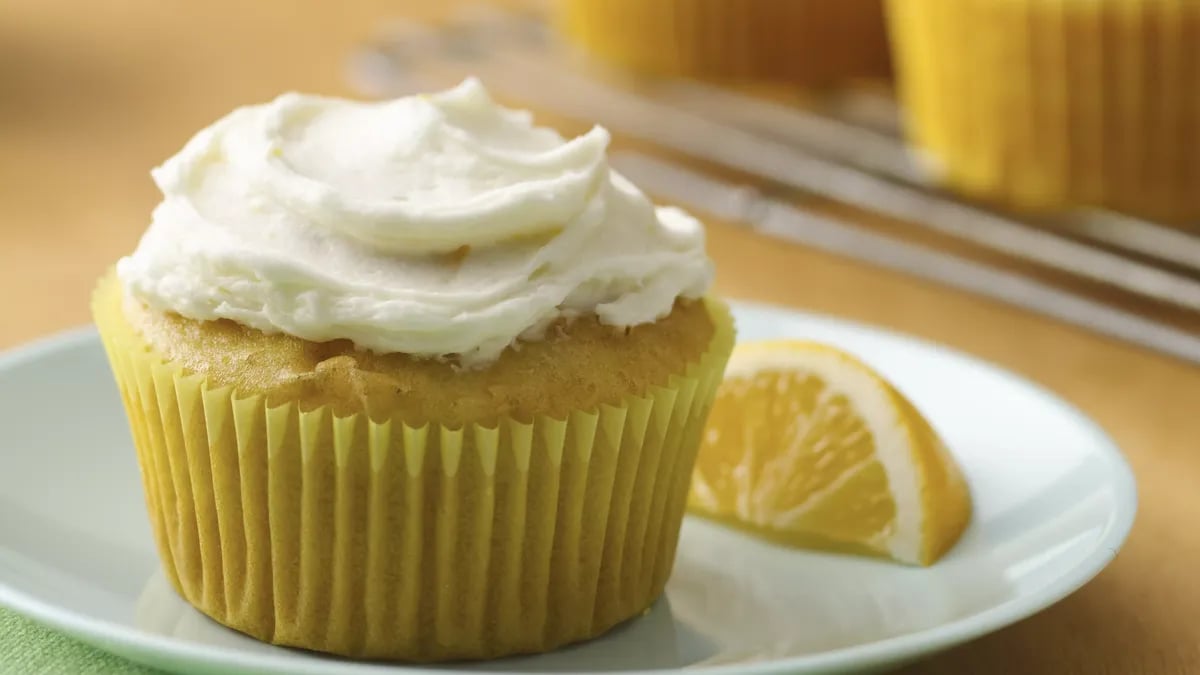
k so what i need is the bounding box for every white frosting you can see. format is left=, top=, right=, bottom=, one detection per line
left=117, top=79, right=713, bottom=366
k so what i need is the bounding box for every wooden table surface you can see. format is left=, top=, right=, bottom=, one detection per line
left=1, top=2, right=1198, bottom=673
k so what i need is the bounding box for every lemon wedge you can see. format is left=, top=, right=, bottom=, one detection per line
left=690, top=340, right=971, bottom=565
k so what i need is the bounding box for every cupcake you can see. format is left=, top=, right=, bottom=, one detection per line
left=888, top=0, right=1200, bottom=224
left=558, top=0, right=891, bottom=85
left=94, top=79, right=735, bottom=661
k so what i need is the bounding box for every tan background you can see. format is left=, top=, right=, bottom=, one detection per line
left=0, top=1, right=1197, bottom=673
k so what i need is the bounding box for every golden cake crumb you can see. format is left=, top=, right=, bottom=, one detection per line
left=121, top=291, right=716, bottom=426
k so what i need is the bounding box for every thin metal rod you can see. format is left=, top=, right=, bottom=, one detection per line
left=611, top=152, right=1200, bottom=366
left=658, top=81, right=1200, bottom=272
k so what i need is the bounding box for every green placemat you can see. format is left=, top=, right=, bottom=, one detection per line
left=0, top=606, right=159, bottom=674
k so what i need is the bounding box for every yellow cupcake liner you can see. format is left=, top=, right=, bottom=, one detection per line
left=92, top=275, right=735, bottom=661
left=558, top=0, right=891, bottom=84
left=888, top=0, right=1200, bottom=224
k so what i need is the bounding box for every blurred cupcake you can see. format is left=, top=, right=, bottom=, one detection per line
left=559, top=0, right=891, bottom=84
left=94, top=79, right=734, bottom=661
left=888, top=0, right=1200, bottom=224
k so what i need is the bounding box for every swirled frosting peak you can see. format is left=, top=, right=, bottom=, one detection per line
left=118, top=79, right=714, bottom=365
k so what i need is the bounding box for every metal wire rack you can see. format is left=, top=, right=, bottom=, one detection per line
left=348, top=6, right=1200, bottom=365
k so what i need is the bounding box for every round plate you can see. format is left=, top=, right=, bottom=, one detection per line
left=0, top=301, right=1136, bottom=675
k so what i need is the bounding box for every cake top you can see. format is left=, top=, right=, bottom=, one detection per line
left=118, top=79, right=712, bottom=366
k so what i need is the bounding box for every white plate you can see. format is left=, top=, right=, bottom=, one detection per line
left=0, top=301, right=1136, bottom=675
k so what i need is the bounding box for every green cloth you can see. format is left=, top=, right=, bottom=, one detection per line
left=0, top=606, right=158, bottom=674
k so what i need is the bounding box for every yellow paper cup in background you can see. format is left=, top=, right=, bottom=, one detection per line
left=888, top=0, right=1200, bottom=225
left=93, top=273, right=735, bottom=661
left=558, top=0, right=891, bottom=85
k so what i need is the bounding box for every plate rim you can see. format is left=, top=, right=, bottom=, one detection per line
left=0, top=301, right=1139, bottom=675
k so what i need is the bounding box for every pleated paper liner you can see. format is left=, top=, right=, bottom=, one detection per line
left=92, top=273, right=735, bottom=662
left=888, top=0, right=1200, bottom=225
left=558, top=0, right=890, bottom=85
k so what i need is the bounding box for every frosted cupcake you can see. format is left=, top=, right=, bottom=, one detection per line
left=94, top=79, right=734, bottom=661
left=888, top=0, right=1200, bottom=223
left=559, top=0, right=891, bottom=84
